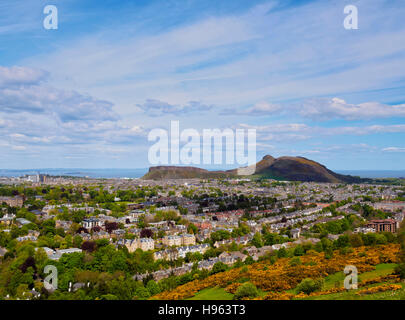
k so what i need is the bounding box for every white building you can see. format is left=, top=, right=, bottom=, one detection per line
left=82, top=218, right=102, bottom=229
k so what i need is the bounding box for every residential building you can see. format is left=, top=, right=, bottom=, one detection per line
left=82, top=218, right=102, bottom=229
left=0, top=196, right=24, bottom=207
left=162, top=235, right=182, bottom=247
left=366, top=219, right=398, bottom=233
left=181, top=234, right=196, bottom=246
left=119, top=238, right=155, bottom=252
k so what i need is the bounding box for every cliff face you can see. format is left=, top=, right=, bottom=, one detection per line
left=141, top=155, right=363, bottom=183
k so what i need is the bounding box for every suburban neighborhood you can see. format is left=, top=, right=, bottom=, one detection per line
left=1, top=173, right=405, bottom=300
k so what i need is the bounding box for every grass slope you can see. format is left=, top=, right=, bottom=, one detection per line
left=187, top=287, right=233, bottom=300
left=188, top=263, right=400, bottom=300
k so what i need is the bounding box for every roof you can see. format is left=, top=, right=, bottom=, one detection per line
left=16, top=218, right=31, bottom=225
left=368, top=219, right=396, bottom=223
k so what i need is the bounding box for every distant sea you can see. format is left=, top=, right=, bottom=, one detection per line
left=336, top=170, right=405, bottom=178
left=0, top=168, right=404, bottom=179
left=0, top=168, right=149, bottom=179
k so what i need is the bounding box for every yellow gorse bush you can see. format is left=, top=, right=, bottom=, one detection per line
left=151, top=244, right=400, bottom=300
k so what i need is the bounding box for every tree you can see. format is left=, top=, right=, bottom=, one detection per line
left=296, top=278, right=323, bottom=294
left=210, top=230, right=231, bottom=243
left=293, top=245, right=305, bottom=256
left=76, top=227, right=88, bottom=234
left=187, top=223, right=198, bottom=234
left=96, top=238, right=110, bottom=247
left=178, top=206, right=188, bottom=215
left=251, top=232, right=263, bottom=248
left=375, top=233, right=387, bottom=244
left=362, top=233, right=378, bottom=246
left=349, top=233, right=363, bottom=247
left=105, top=222, right=119, bottom=233
left=20, top=256, right=37, bottom=273
left=140, top=228, right=153, bottom=238
left=203, top=247, right=218, bottom=259
left=277, top=247, right=287, bottom=258
left=233, top=282, right=258, bottom=300
left=92, top=226, right=101, bottom=233
left=81, top=241, right=97, bottom=253
left=211, top=262, right=228, bottom=274
left=146, top=280, right=160, bottom=295
left=134, top=286, right=151, bottom=300
left=335, top=234, right=349, bottom=247
left=73, top=235, right=83, bottom=248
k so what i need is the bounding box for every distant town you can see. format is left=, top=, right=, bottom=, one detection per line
left=1, top=172, right=405, bottom=300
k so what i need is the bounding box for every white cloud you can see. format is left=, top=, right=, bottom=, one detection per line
left=221, top=101, right=281, bottom=116
left=0, top=66, right=148, bottom=158
left=20, top=0, right=403, bottom=112
left=238, top=123, right=405, bottom=143
left=0, top=66, right=48, bottom=87
left=238, top=123, right=311, bottom=142
left=297, top=98, right=405, bottom=121
left=136, top=99, right=213, bottom=116
left=1, top=0, right=405, bottom=168
left=382, top=147, right=405, bottom=153
left=326, top=124, right=405, bottom=135
left=225, top=97, right=405, bottom=121
left=0, top=66, right=121, bottom=130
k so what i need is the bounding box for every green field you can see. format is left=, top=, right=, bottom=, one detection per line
left=323, top=263, right=397, bottom=290
left=299, top=282, right=405, bottom=300
left=188, top=287, right=234, bottom=300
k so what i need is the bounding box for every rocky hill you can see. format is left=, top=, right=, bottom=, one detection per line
left=141, top=155, right=363, bottom=183
left=250, top=155, right=362, bottom=183
left=141, top=166, right=231, bottom=180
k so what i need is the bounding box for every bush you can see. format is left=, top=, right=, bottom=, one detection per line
left=277, top=247, right=287, bottom=258
left=81, top=241, right=97, bottom=253
left=210, top=262, right=228, bottom=274
left=293, top=245, right=304, bottom=256
left=134, top=287, right=151, bottom=300
left=146, top=280, right=161, bottom=295
left=233, top=282, right=258, bottom=300
left=395, top=263, right=405, bottom=279
left=349, top=234, right=363, bottom=247
left=289, top=256, right=301, bottom=266
left=296, top=278, right=323, bottom=294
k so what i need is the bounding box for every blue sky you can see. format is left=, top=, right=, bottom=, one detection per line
left=0, top=0, right=405, bottom=170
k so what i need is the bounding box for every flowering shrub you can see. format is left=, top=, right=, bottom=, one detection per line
left=225, top=283, right=241, bottom=294
left=151, top=244, right=399, bottom=300
left=356, top=284, right=402, bottom=295
left=262, top=292, right=294, bottom=300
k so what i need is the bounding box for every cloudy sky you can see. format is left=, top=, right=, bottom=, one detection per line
left=0, top=0, right=405, bottom=170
